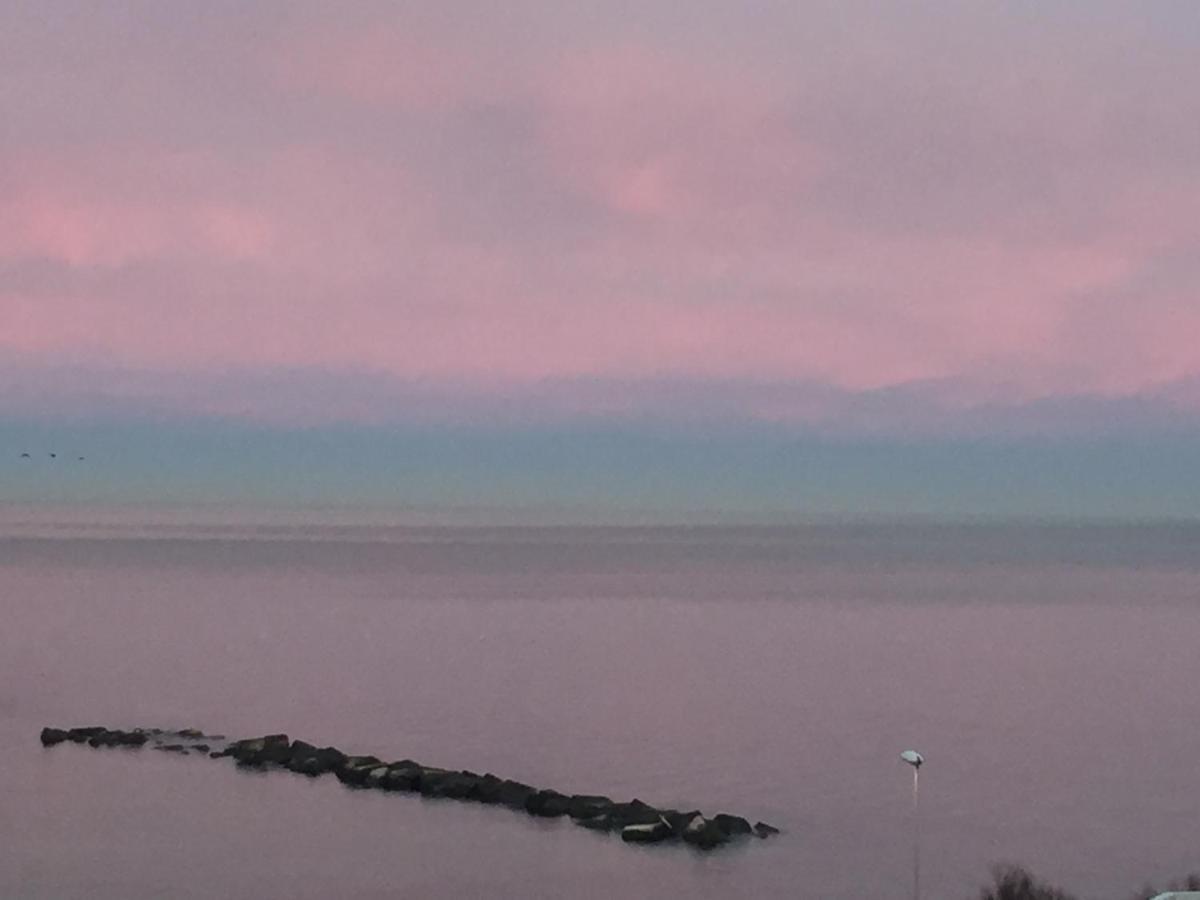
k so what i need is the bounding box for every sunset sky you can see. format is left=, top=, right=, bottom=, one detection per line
left=3, top=2, right=1198, bottom=519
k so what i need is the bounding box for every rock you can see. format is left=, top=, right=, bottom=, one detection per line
left=754, top=821, right=780, bottom=838
left=84, top=730, right=146, bottom=748
left=377, top=761, right=422, bottom=792
left=568, top=795, right=614, bottom=820
left=662, top=809, right=700, bottom=837
left=713, top=813, right=753, bottom=837
left=493, top=779, right=537, bottom=809
left=40, top=727, right=69, bottom=746
left=421, top=770, right=481, bottom=800
left=410, top=766, right=447, bottom=795
left=682, top=815, right=729, bottom=850
left=334, top=756, right=383, bottom=786
left=37, top=723, right=773, bottom=854
left=608, top=798, right=664, bottom=828
left=468, top=773, right=503, bottom=802
left=621, top=818, right=673, bottom=844
left=288, top=739, right=319, bottom=758
left=286, top=745, right=347, bottom=777
left=66, top=727, right=107, bottom=743
left=227, top=734, right=291, bottom=766
left=525, top=789, right=571, bottom=817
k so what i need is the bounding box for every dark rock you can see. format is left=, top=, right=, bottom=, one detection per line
left=568, top=795, right=614, bottom=820
left=84, top=730, right=146, bottom=748
left=621, top=819, right=673, bottom=844
left=469, top=773, right=503, bottom=803
left=754, top=821, right=780, bottom=839
left=227, top=734, right=291, bottom=766
left=289, top=740, right=319, bottom=758
left=40, top=727, right=69, bottom=746
left=67, top=727, right=107, bottom=743
left=411, top=766, right=448, bottom=794
left=194, top=744, right=210, bottom=752
left=334, top=755, right=383, bottom=786
left=525, top=789, right=571, bottom=817
left=421, top=770, right=481, bottom=800
left=713, top=813, right=753, bottom=837
left=682, top=815, right=729, bottom=850
left=363, top=766, right=391, bottom=787
left=287, top=745, right=347, bottom=777
left=179, top=729, right=203, bottom=738
left=662, top=809, right=701, bottom=837
left=378, top=761, right=423, bottom=792
left=608, top=798, right=664, bottom=828
left=493, top=779, right=537, bottom=809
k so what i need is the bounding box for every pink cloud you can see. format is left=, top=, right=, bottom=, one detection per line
left=2, top=4, right=1199, bottom=429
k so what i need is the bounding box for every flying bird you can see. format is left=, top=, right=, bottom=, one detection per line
left=48, top=453, right=57, bottom=459
left=20, top=452, right=31, bottom=459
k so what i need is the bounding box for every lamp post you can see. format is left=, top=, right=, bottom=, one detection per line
left=900, top=750, right=924, bottom=900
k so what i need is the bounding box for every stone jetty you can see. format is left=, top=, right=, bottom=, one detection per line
left=40, top=725, right=780, bottom=850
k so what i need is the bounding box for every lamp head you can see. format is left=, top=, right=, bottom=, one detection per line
left=900, top=750, right=924, bottom=769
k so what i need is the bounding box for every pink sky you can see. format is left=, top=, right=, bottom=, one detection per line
left=2, top=2, right=1199, bottom=430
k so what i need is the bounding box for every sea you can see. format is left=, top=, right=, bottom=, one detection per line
left=2, top=508, right=1198, bottom=899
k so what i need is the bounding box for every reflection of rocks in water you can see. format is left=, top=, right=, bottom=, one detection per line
left=40, top=724, right=780, bottom=851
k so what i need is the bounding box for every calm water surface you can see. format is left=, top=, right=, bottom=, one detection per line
left=1, top=520, right=1198, bottom=899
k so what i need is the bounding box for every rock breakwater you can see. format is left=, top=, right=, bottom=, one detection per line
left=40, top=725, right=780, bottom=850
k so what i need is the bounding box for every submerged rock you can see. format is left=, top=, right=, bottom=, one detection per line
left=87, top=731, right=148, bottom=748
left=43, top=727, right=147, bottom=749
left=754, top=821, right=781, bottom=838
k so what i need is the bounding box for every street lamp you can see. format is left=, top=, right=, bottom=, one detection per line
left=900, top=750, right=924, bottom=900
